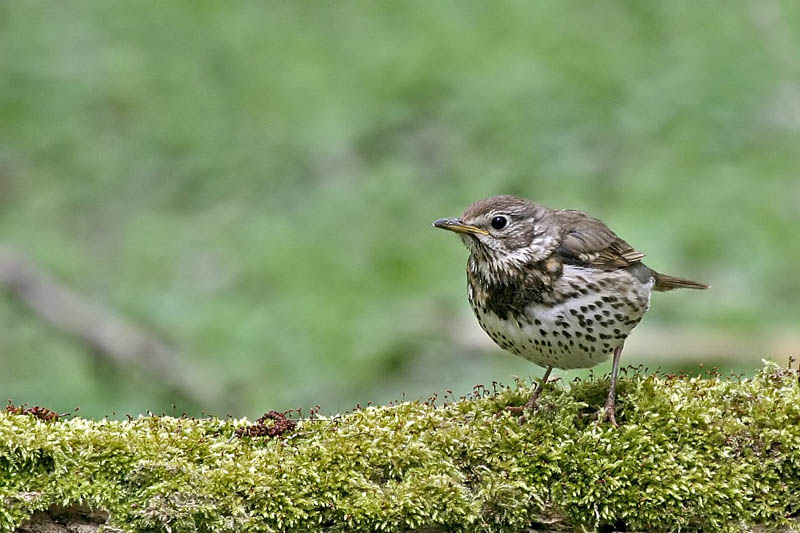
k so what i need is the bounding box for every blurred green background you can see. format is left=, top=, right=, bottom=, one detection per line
left=1, top=1, right=799, bottom=419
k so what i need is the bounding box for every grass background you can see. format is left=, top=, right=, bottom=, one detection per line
left=1, top=1, right=799, bottom=419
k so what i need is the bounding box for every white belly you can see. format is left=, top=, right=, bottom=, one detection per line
left=472, top=267, right=654, bottom=370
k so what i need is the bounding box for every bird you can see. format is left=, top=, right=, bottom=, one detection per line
left=433, top=195, right=708, bottom=425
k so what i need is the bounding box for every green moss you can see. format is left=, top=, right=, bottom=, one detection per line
left=2, top=363, right=800, bottom=532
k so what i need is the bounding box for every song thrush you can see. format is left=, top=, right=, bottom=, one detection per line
left=434, top=195, right=708, bottom=425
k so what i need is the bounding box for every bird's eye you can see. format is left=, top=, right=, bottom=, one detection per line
left=490, top=216, right=508, bottom=230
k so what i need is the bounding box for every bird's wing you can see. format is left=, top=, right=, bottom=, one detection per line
left=553, top=210, right=645, bottom=270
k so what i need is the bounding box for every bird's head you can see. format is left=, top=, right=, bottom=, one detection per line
left=433, top=195, right=558, bottom=279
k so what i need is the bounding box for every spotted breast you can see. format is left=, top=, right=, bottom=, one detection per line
left=468, top=264, right=653, bottom=370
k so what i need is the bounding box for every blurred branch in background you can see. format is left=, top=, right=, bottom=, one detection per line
left=0, top=246, right=217, bottom=407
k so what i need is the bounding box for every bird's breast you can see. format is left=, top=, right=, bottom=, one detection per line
left=468, top=265, right=654, bottom=370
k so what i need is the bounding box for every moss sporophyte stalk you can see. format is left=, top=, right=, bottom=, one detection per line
left=2, top=363, right=799, bottom=532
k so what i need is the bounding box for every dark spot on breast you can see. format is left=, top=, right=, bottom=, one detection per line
left=534, top=318, right=542, bottom=326
left=467, top=271, right=547, bottom=321
left=539, top=329, right=547, bottom=337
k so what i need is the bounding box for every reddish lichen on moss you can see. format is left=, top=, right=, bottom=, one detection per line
left=5, top=402, right=60, bottom=422
left=234, top=410, right=297, bottom=439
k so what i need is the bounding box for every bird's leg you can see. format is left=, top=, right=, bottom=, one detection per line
left=525, top=365, right=553, bottom=409
left=604, top=344, right=624, bottom=427
left=505, top=366, right=553, bottom=415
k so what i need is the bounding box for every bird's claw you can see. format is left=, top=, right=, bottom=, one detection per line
left=602, top=401, right=619, bottom=427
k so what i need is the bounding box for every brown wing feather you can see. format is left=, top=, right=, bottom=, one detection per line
left=554, top=210, right=645, bottom=270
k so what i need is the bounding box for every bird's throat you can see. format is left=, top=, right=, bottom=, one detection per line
left=467, top=256, right=551, bottom=320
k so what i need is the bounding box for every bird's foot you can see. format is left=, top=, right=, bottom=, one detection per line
left=504, top=404, right=534, bottom=425
left=602, top=399, right=619, bottom=428
left=501, top=373, right=560, bottom=422
left=503, top=379, right=551, bottom=421
left=501, top=396, right=539, bottom=423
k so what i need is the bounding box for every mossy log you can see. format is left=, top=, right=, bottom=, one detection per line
left=2, top=363, right=799, bottom=532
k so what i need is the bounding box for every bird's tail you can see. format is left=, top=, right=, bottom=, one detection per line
left=653, top=272, right=710, bottom=292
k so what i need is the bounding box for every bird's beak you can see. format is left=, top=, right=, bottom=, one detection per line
left=432, top=218, right=489, bottom=235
